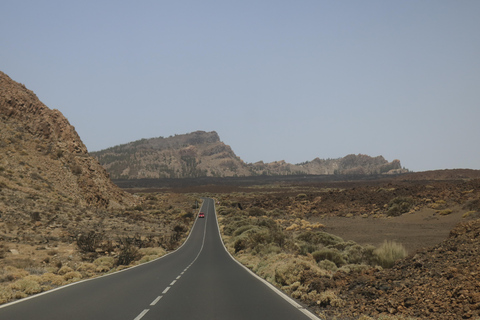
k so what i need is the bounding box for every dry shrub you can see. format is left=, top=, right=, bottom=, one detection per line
left=359, top=316, right=418, bottom=320
left=374, top=240, right=407, bottom=268
left=9, top=258, right=38, bottom=270
left=439, top=209, right=453, bottom=215
left=40, top=272, right=65, bottom=286
left=1, top=266, right=29, bottom=281
left=76, top=231, right=104, bottom=253
left=317, top=289, right=345, bottom=307
left=0, top=286, right=14, bottom=304
left=285, top=223, right=299, bottom=231
left=274, top=258, right=319, bottom=286
left=76, top=263, right=97, bottom=275
left=93, top=256, right=115, bottom=269
left=63, top=271, right=82, bottom=281
left=116, top=244, right=140, bottom=266
left=9, top=275, right=42, bottom=295
left=57, top=266, right=74, bottom=275
left=137, top=247, right=166, bottom=264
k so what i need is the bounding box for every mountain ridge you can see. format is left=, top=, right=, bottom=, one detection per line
left=91, top=131, right=407, bottom=179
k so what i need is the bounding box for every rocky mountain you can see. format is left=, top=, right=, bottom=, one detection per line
left=0, top=71, right=136, bottom=209
left=91, top=131, right=407, bottom=179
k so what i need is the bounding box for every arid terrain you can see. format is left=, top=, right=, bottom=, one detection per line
left=211, top=173, right=480, bottom=320
left=134, top=170, right=479, bottom=320
left=0, top=71, right=197, bottom=304
left=1, top=70, right=479, bottom=319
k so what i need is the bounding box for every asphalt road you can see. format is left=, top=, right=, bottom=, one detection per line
left=0, top=198, right=318, bottom=320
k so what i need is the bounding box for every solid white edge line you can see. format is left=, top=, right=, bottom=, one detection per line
left=134, top=309, right=149, bottom=320
left=0, top=199, right=208, bottom=310
left=150, top=296, right=162, bottom=306
left=211, top=199, right=322, bottom=320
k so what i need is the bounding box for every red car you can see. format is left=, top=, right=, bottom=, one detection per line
left=198, top=212, right=205, bottom=218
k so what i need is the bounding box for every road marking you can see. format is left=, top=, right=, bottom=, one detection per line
left=150, top=296, right=162, bottom=306
left=134, top=309, right=149, bottom=320
left=211, top=199, right=322, bottom=320
left=133, top=200, right=210, bottom=320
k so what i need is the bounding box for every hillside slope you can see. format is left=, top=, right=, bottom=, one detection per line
left=92, top=131, right=406, bottom=179
left=0, top=70, right=135, bottom=208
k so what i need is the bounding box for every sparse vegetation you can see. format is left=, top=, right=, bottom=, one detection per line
left=386, top=197, right=414, bottom=216
left=1, top=71, right=480, bottom=319
left=373, top=240, right=407, bottom=268
left=0, top=192, right=196, bottom=305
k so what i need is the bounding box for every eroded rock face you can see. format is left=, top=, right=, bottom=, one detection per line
left=0, top=70, right=136, bottom=208
left=92, top=131, right=407, bottom=179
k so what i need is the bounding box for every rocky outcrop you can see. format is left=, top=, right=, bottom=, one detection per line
left=92, top=131, right=251, bottom=179
left=0, top=71, right=136, bottom=208
left=92, top=131, right=407, bottom=179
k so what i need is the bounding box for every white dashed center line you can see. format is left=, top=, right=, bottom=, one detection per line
left=150, top=296, right=162, bottom=306
left=133, top=203, right=210, bottom=320
left=133, top=309, right=149, bottom=320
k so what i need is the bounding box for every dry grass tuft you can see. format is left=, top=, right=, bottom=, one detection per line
left=374, top=240, right=407, bottom=268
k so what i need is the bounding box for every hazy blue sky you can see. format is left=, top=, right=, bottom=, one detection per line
left=2, top=1, right=479, bottom=172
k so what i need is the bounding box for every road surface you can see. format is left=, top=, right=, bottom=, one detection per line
left=0, top=198, right=319, bottom=320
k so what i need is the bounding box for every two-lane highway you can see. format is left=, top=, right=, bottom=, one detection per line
left=0, top=198, right=319, bottom=320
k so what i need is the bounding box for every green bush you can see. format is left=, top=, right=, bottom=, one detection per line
left=374, top=241, right=407, bottom=268
left=297, top=242, right=318, bottom=256
left=223, top=217, right=250, bottom=236
left=266, top=208, right=285, bottom=217
left=318, top=259, right=338, bottom=272
left=257, top=244, right=282, bottom=255
left=248, top=207, right=265, bottom=216
left=386, top=197, right=414, bottom=216
left=296, top=231, right=344, bottom=246
left=343, top=243, right=376, bottom=265
left=233, top=225, right=259, bottom=237
left=217, top=206, right=237, bottom=216
left=312, top=248, right=346, bottom=267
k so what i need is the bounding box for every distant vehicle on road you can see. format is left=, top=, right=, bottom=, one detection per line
left=198, top=212, right=205, bottom=218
